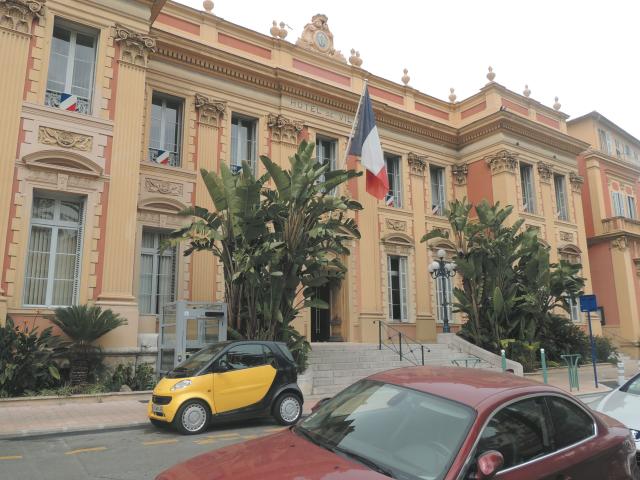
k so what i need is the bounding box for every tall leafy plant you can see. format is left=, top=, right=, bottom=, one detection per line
left=421, top=198, right=586, bottom=361
left=50, top=305, right=127, bottom=384
left=170, top=141, right=362, bottom=370
left=0, top=316, right=63, bottom=397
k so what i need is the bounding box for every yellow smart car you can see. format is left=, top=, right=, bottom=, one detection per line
left=148, top=340, right=303, bottom=434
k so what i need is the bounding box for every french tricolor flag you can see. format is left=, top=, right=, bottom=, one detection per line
left=59, top=93, right=78, bottom=112
left=154, top=150, right=170, bottom=165
left=348, top=87, right=389, bottom=200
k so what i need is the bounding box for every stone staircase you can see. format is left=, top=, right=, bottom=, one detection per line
left=302, top=340, right=497, bottom=397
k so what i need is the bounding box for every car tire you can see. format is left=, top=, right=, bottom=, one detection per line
left=173, top=400, right=211, bottom=435
left=273, top=393, right=302, bottom=426
left=150, top=418, right=168, bottom=429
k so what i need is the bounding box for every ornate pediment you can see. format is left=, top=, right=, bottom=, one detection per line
left=195, top=93, right=226, bottom=127
left=267, top=114, right=303, bottom=144
left=114, top=24, right=156, bottom=67
left=485, top=149, right=518, bottom=175
left=22, top=150, right=103, bottom=177
left=295, top=14, right=345, bottom=62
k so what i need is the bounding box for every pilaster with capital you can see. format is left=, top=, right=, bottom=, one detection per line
left=485, top=149, right=518, bottom=175
left=191, top=94, right=224, bottom=302
left=96, top=25, right=156, bottom=345
left=0, top=0, right=46, bottom=311
left=569, top=172, right=584, bottom=193
left=195, top=93, right=226, bottom=128
left=407, top=152, right=426, bottom=176
left=114, top=24, right=156, bottom=68
left=537, top=162, right=553, bottom=183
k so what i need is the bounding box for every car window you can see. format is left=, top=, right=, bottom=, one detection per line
left=546, top=396, right=595, bottom=449
left=221, top=344, right=266, bottom=370
left=263, top=345, right=276, bottom=367
left=621, top=374, right=640, bottom=395
left=476, top=397, right=552, bottom=471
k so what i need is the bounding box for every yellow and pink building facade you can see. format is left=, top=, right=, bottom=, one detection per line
left=2, top=0, right=626, bottom=357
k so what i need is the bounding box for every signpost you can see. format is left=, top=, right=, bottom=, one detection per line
left=579, top=294, right=599, bottom=388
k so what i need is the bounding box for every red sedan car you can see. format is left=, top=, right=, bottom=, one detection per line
left=156, top=367, right=639, bottom=480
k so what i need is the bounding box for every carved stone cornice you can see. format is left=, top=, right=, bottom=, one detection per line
left=452, top=164, right=469, bottom=185
left=195, top=93, right=226, bottom=127
left=612, top=235, right=628, bottom=251
left=407, top=152, right=427, bottom=176
left=485, top=149, right=518, bottom=175
left=569, top=172, right=584, bottom=193
left=0, top=0, right=46, bottom=34
left=267, top=114, right=303, bottom=144
left=144, top=177, right=183, bottom=196
left=114, top=24, right=156, bottom=68
left=537, top=162, right=553, bottom=183
left=38, top=126, right=92, bottom=151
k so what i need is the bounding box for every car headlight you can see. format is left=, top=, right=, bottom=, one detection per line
left=630, top=429, right=640, bottom=441
left=170, top=379, right=192, bottom=391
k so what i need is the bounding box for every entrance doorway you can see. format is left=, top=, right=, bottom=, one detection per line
left=311, top=285, right=331, bottom=342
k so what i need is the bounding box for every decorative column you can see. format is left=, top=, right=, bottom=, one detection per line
left=408, top=153, right=434, bottom=342
left=485, top=149, right=519, bottom=224
left=537, top=162, right=554, bottom=257
left=267, top=113, right=303, bottom=165
left=610, top=236, right=640, bottom=342
left=96, top=25, right=155, bottom=348
left=0, top=0, right=46, bottom=323
left=191, top=93, right=226, bottom=302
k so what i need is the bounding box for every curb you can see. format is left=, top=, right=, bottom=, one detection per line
left=0, top=391, right=152, bottom=407
left=0, top=421, right=150, bottom=441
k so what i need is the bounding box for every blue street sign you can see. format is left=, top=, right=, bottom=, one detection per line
left=579, top=294, right=598, bottom=312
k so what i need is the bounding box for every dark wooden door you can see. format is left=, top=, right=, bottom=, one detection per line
left=311, top=286, right=331, bottom=342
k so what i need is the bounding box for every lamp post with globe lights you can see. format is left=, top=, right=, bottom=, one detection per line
left=428, top=249, right=457, bottom=333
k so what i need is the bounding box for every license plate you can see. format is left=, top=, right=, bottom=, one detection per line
left=152, top=404, right=163, bottom=415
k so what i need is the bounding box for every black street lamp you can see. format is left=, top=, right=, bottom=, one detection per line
left=428, top=249, right=457, bottom=333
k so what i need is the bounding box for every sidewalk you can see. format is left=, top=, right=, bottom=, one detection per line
left=2, top=361, right=636, bottom=440
left=0, top=394, right=326, bottom=440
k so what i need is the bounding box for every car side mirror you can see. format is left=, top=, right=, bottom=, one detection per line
left=311, top=397, right=331, bottom=413
left=475, top=450, right=504, bottom=479
left=213, top=359, right=229, bottom=373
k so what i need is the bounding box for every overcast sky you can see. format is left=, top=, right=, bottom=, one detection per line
left=175, top=0, right=640, bottom=139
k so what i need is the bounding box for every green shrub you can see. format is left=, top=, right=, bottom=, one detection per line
left=107, top=363, right=155, bottom=391
left=0, top=316, right=63, bottom=397
left=593, top=336, right=618, bottom=363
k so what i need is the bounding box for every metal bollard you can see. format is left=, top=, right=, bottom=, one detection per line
left=501, top=349, right=506, bottom=372
left=618, top=361, right=625, bottom=386
left=540, top=348, right=548, bottom=384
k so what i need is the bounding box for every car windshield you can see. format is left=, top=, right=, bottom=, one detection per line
left=296, top=380, right=475, bottom=480
left=166, top=343, right=229, bottom=378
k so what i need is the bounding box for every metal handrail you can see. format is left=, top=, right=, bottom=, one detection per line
left=375, top=320, right=431, bottom=366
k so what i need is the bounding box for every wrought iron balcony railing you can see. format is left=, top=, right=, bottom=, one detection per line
left=45, top=89, right=91, bottom=115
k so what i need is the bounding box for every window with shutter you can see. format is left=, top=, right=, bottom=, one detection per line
left=139, top=230, right=177, bottom=315
left=429, top=166, right=446, bottom=216
left=520, top=164, right=536, bottom=213
left=24, top=195, right=85, bottom=307
left=387, top=255, right=408, bottom=322
left=385, top=154, right=402, bottom=208
left=149, top=93, right=184, bottom=167
left=554, top=174, right=568, bottom=221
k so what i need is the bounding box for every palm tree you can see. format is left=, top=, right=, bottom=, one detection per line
left=51, top=305, right=127, bottom=384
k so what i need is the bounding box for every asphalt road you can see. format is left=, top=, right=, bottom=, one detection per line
left=0, top=418, right=286, bottom=480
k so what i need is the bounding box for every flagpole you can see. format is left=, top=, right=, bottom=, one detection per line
left=341, top=79, right=368, bottom=171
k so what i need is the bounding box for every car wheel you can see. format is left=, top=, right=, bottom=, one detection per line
left=150, top=418, right=168, bottom=429
left=273, top=393, right=302, bottom=425
left=173, top=400, right=211, bottom=435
